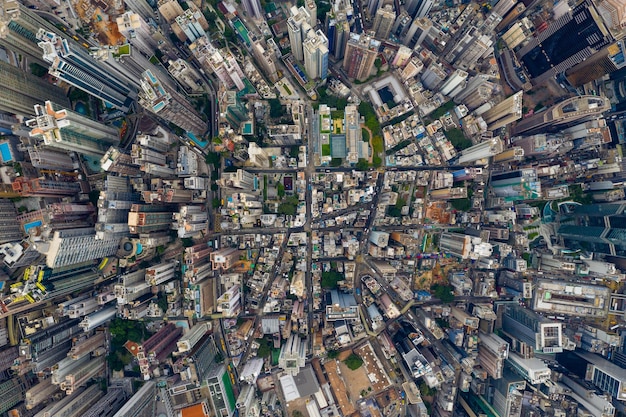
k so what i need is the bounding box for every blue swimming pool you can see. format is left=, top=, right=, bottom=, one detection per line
left=187, top=132, right=208, bottom=149
left=24, top=220, right=42, bottom=233
left=136, top=243, right=143, bottom=255
left=0, top=142, right=12, bottom=162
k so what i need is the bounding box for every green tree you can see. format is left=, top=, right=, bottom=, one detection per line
left=431, top=284, right=455, bottom=303
left=355, top=158, right=369, bottom=171
left=277, top=202, right=296, bottom=215
left=256, top=338, right=271, bottom=358
left=327, top=350, right=340, bottom=359
left=277, top=182, right=285, bottom=198
left=372, top=155, right=382, bottom=167
left=268, top=98, right=283, bottom=118
left=212, top=198, right=221, bottom=209
left=330, top=158, right=342, bottom=167
left=181, top=238, right=194, bottom=247
left=29, top=63, right=48, bottom=77
left=205, top=152, right=221, bottom=166
left=344, top=353, right=364, bottom=370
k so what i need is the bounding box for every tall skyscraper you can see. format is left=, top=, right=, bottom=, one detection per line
left=303, top=29, right=329, bottom=80
left=0, top=0, right=68, bottom=65
left=439, top=69, right=468, bottom=96
left=287, top=7, right=312, bottom=61
left=305, top=0, right=317, bottom=27
left=112, top=381, right=157, bottom=417
left=516, top=0, right=615, bottom=85
left=28, top=146, right=75, bottom=171
left=128, top=204, right=174, bottom=234
left=420, top=62, right=447, bottom=90
left=241, top=0, right=263, bottom=19
left=26, top=101, right=120, bottom=157
left=511, top=95, right=610, bottom=136
left=0, top=199, right=21, bottom=244
left=415, top=0, right=434, bottom=18
left=372, top=5, right=396, bottom=40
left=37, top=30, right=138, bottom=112
left=33, top=227, right=120, bottom=268
left=402, top=16, right=432, bottom=48
left=138, top=70, right=208, bottom=136
left=565, top=40, right=626, bottom=87
left=190, top=36, right=246, bottom=91
left=327, top=14, right=350, bottom=59
left=0, top=60, right=70, bottom=116
left=157, top=0, right=184, bottom=23
left=501, top=304, right=565, bottom=356
left=343, top=33, right=380, bottom=81
left=172, top=8, right=209, bottom=42
left=11, top=177, right=84, bottom=197
left=207, top=364, right=236, bottom=417
left=481, top=91, right=524, bottom=131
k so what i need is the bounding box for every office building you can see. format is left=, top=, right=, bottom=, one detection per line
left=481, top=91, right=523, bottom=131
left=182, top=334, right=218, bottom=384
left=439, top=69, right=468, bottom=96
left=501, top=304, right=564, bottom=356
left=446, top=27, right=492, bottom=70
left=287, top=7, right=312, bottom=61
left=112, top=380, right=157, bottom=417
left=138, top=70, right=208, bottom=136
left=566, top=41, right=626, bottom=87
left=190, top=36, right=246, bottom=91
left=325, top=289, right=359, bottom=321
left=420, top=62, right=447, bottom=90
left=490, top=168, right=541, bottom=201
left=96, top=175, right=140, bottom=240
left=157, top=0, right=184, bottom=23
left=82, top=386, right=128, bottom=417
left=178, top=322, right=211, bottom=353
left=278, top=334, right=307, bottom=375
left=402, top=17, right=432, bottom=48
left=128, top=204, right=174, bottom=234
left=207, top=364, right=237, bottom=417
left=516, top=0, right=615, bottom=85
left=37, top=30, right=138, bottom=112
left=457, top=137, right=503, bottom=164
left=0, top=199, right=21, bottom=244
left=414, top=0, right=434, bottom=18
left=575, top=351, right=626, bottom=401
left=305, top=0, right=317, bottom=27
left=0, top=60, right=70, bottom=116
left=34, top=384, right=102, bottom=417
left=343, top=33, right=380, bottom=81
left=506, top=353, right=551, bottom=385
left=27, top=101, right=120, bottom=157
left=512, top=95, right=610, bottom=136
left=558, top=203, right=626, bottom=259
left=372, top=5, right=396, bottom=39
left=439, top=232, right=472, bottom=259
left=33, top=227, right=120, bottom=268
left=217, top=169, right=256, bottom=190
left=303, top=29, right=329, bottom=80
left=491, top=370, right=525, bottom=417
left=344, top=104, right=364, bottom=164
left=478, top=332, right=509, bottom=379
left=242, top=0, right=263, bottom=19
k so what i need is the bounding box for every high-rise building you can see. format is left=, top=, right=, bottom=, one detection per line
left=481, top=91, right=523, bottom=131
left=112, top=380, right=157, bottom=417
left=157, top=0, right=184, bottom=23
left=372, top=5, right=396, bottom=40
left=501, top=304, right=564, bottom=356
left=303, top=29, right=329, bottom=80
left=516, top=0, right=615, bottom=85
left=241, top=0, right=263, bottom=19
left=402, top=16, right=432, bottom=48
left=345, top=104, right=365, bottom=164
left=167, top=58, right=204, bottom=93
left=116, top=11, right=159, bottom=58
left=0, top=60, right=70, bottom=116
left=0, top=199, right=20, bottom=244
left=101, top=147, right=142, bottom=176
left=0, top=0, right=69, bottom=65
left=26, top=101, right=120, bottom=157
left=439, top=232, right=472, bottom=259
left=172, top=8, right=209, bottom=42
left=138, top=70, right=208, bottom=136
left=278, top=334, right=307, bottom=375
left=27, top=146, right=75, bottom=171
left=37, top=30, right=138, bottom=112
left=392, top=45, right=412, bottom=67
left=251, top=40, right=279, bottom=82
left=287, top=7, right=312, bottom=61
left=512, top=95, right=610, bottom=136
left=565, top=41, right=626, bottom=87
left=123, top=0, right=156, bottom=22
left=327, top=15, right=350, bottom=59
left=439, top=69, right=468, bottom=96
left=491, top=370, right=525, bottom=417
left=33, top=227, right=120, bottom=268
left=457, top=137, right=503, bottom=164
left=11, top=176, right=83, bottom=197
left=477, top=332, right=509, bottom=379
left=420, top=62, right=447, bottom=90
left=453, top=74, right=492, bottom=102
left=305, top=0, right=317, bottom=27
left=190, top=36, right=246, bottom=91
left=575, top=351, right=626, bottom=402
left=207, top=364, right=237, bottom=417
left=128, top=204, right=174, bottom=234
left=414, top=0, right=434, bottom=18
left=343, top=33, right=380, bottom=81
